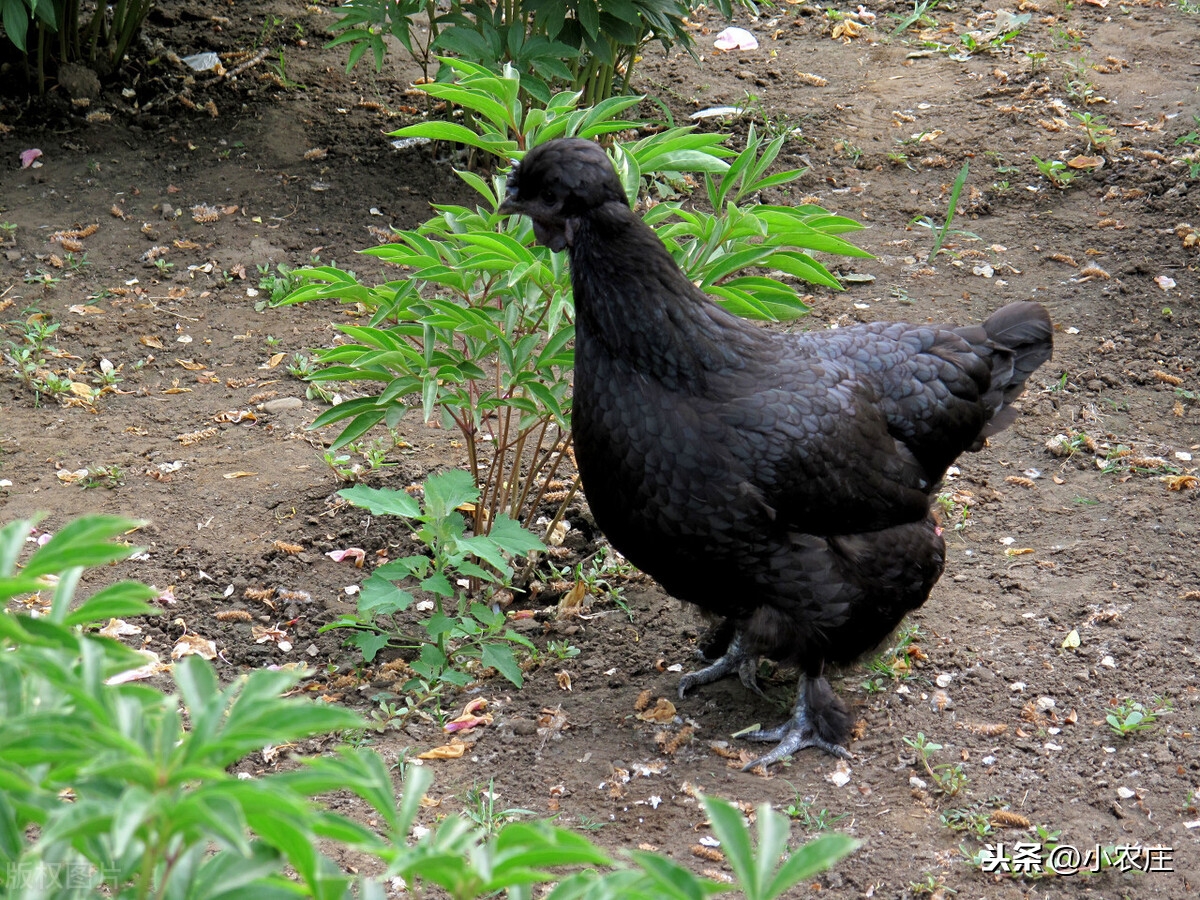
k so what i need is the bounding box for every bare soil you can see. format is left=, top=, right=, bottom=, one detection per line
left=2, top=0, right=1199, bottom=896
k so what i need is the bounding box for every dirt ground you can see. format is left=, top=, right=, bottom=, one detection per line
left=2, top=0, right=1199, bottom=896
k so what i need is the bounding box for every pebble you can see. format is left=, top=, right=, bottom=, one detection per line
left=1100, top=655, right=1116, bottom=668
left=1035, top=696, right=1056, bottom=712
left=909, top=775, right=927, bottom=790
left=261, top=397, right=303, bottom=413
left=1117, top=786, right=1137, bottom=800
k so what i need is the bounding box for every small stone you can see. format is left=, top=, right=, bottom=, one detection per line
left=261, top=397, right=303, bottom=414
left=1035, top=696, right=1056, bottom=712
left=1009, top=681, right=1026, bottom=692
left=1117, top=786, right=1137, bottom=800
left=935, top=673, right=953, bottom=687
left=1100, top=656, right=1116, bottom=668
left=909, top=775, right=927, bottom=790
left=58, top=63, right=102, bottom=99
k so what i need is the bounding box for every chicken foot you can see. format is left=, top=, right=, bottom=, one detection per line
left=740, top=673, right=853, bottom=769
left=677, top=633, right=764, bottom=699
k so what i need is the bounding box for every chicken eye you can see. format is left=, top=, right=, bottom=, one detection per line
left=540, top=186, right=558, bottom=205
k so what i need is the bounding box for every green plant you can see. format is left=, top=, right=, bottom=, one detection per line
left=2, top=311, right=59, bottom=392
left=911, top=873, right=956, bottom=895
left=1031, top=154, right=1078, bottom=189
left=0, top=515, right=384, bottom=898
left=255, top=263, right=303, bottom=309
left=957, top=12, right=1029, bottom=55
left=1072, top=111, right=1112, bottom=151
left=2, top=0, right=155, bottom=95
left=152, top=257, right=174, bottom=273
left=79, top=464, right=125, bottom=489
left=323, top=470, right=544, bottom=713
left=888, top=0, right=939, bottom=36
left=861, top=622, right=923, bottom=687
left=327, top=0, right=708, bottom=108
left=703, top=793, right=857, bottom=900
left=782, top=786, right=847, bottom=832
left=904, top=732, right=969, bottom=798
left=1106, top=696, right=1172, bottom=737
left=461, top=779, right=537, bottom=835
left=545, top=638, right=580, bottom=659
left=909, top=160, right=973, bottom=257
left=940, top=803, right=995, bottom=840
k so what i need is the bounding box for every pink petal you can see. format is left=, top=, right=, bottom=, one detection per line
left=714, top=27, right=758, bottom=51
left=20, top=149, right=43, bottom=168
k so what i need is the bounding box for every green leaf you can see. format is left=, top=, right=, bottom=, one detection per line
left=766, top=833, right=859, bottom=898
left=422, top=469, right=479, bottom=519
left=704, top=795, right=756, bottom=897
left=339, top=485, right=421, bottom=518
left=481, top=642, right=523, bottom=686
left=486, top=515, right=545, bottom=556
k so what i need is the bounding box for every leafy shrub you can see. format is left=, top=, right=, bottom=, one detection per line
left=280, top=62, right=870, bottom=538
left=0, top=513, right=859, bottom=897
left=325, top=470, right=543, bottom=709
left=327, top=0, right=706, bottom=106
left=1, top=0, right=155, bottom=92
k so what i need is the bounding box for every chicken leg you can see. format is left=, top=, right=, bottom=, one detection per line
left=740, top=671, right=853, bottom=769
left=677, top=632, right=765, bottom=699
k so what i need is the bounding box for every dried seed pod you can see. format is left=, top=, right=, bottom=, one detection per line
left=691, top=845, right=724, bottom=862
left=991, top=810, right=1032, bottom=828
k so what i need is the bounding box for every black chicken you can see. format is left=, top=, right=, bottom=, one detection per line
left=501, top=138, right=1053, bottom=768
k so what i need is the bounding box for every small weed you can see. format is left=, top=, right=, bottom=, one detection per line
left=862, top=622, right=924, bottom=686
left=934, top=490, right=973, bottom=532
left=910, top=873, right=956, bottom=895
left=545, top=639, right=580, bottom=660
left=837, top=140, right=865, bottom=163
left=574, top=814, right=608, bottom=831
left=909, top=160, right=976, bottom=257
left=63, top=252, right=89, bottom=272
left=783, top=785, right=848, bottom=831
left=904, top=732, right=969, bottom=798
left=940, top=801, right=999, bottom=840
left=1051, top=27, right=1083, bottom=51
left=153, top=257, right=175, bottom=273
left=80, top=465, right=125, bottom=490
left=1031, top=155, right=1078, bottom=189
left=461, top=779, right=536, bottom=836
left=1106, top=696, right=1172, bottom=737
left=256, top=263, right=303, bottom=309
left=889, top=0, right=939, bottom=36
left=1072, top=111, right=1113, bottom=151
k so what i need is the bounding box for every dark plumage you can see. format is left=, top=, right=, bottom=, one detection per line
left=501, top=138, right=1053, bottom=767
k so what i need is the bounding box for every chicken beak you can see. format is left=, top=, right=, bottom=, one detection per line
left=499, top=182, right=521, bottom=215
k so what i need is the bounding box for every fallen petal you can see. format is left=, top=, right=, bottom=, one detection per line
left=714, top=27, right=758, bottom=51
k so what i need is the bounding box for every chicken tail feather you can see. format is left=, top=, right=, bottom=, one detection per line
left=971, top=301, right=1054, bottom=444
